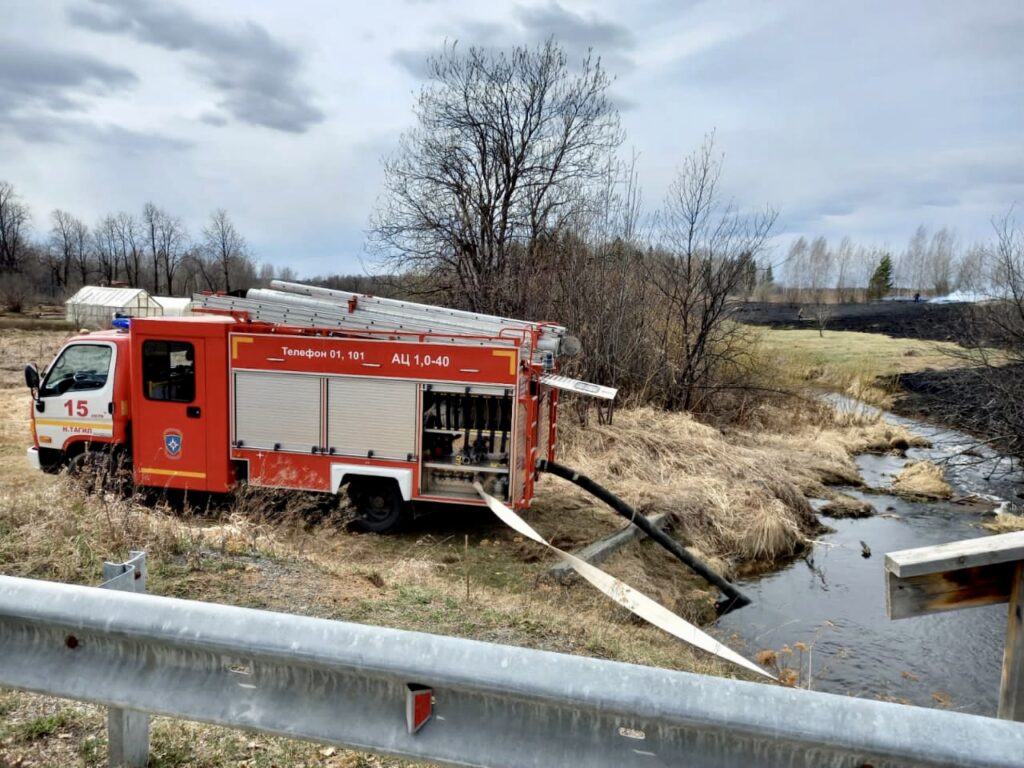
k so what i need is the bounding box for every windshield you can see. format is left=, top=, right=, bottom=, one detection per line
left=39, top=344, right=113, bottom=398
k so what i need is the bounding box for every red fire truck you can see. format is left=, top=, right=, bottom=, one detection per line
left=24, top=282, right=614, bottom=531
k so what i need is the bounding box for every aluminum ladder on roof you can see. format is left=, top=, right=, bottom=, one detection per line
left=268, top=281, right=568, bottom=352
left=192, top=283, right=615, bottom=398
left=192, top=282, right=571, bottom=355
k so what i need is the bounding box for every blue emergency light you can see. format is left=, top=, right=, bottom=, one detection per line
left=112, top=315, right=131, bottom=330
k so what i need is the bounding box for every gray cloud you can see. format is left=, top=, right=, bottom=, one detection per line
left=777, top=146, right=1024, bottom=238
left=66, top=4, right=131, bottom=33
left=390, top=49, right=435, bottom=81
left=514, top=2, right=635, bottom=63
left=391, top=1, right=635, bottom=80
left=946, top=5, right=1024, bottom=63
left=68, top=0, right=324, bottom=133
left=609, top=91, right=638, bottom=112
left=0, top=40, right=136, bottom=116
left=199, top=111, right=229, bottom=127
left=516, top=1, right=635, bottom=76
left=0, top=40, right=176, bottom=152
left=3, top=111, right=191, bottom=153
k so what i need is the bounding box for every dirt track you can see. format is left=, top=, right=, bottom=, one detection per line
left=735, top=300, right=974, bottom=343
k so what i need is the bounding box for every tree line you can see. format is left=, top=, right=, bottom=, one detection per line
left=0, top=181, right=293, bottom=311
left=779, top=224, right=999, bottom=304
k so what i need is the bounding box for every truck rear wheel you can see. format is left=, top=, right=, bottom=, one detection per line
left=347, top=477, right=407, bottom=534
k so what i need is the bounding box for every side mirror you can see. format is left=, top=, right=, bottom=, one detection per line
left=24, top=364, right=39, bottom=390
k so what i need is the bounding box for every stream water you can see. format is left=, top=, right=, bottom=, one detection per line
left=716, top=396, right=1024, bottom=715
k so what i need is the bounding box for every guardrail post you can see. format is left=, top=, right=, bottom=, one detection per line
left=100, top=551, right=150, bottom=768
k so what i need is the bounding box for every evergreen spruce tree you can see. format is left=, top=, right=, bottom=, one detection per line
left=868, top=253, right=894, bottom=300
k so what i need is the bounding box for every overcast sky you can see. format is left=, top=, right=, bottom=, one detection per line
left=2, top=0, right=1022, bottom=275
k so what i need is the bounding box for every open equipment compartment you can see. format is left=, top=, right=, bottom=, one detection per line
left=420, top=383, right=514, bottom=502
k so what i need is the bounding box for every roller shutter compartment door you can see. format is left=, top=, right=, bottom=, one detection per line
left=235, top=371, right=321, bottom=451
left=327, top=378, right=417, bottom=460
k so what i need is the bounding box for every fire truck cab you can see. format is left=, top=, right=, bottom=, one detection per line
left=25, top=283, right=615, bottom=532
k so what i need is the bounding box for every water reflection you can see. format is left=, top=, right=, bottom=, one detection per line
left=717, top=399, right=1020, bottom=715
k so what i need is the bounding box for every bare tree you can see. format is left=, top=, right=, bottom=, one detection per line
left=177, top=247, right=205, bottom=294
left=784, top=237, right=808, bottom=302
left=0, top=270, right=34, bottom=312
left=534, top=155, right=651, bottom=402
left=809, top=303, right=834, bottom=337
left=956, top=243, right=986, bottom=292
left=142, top=203, right=188, bottom=294
left=853, top=245, right=880, bottom=302
left=201, top=209, right=248, bottom=292
left=158, top=213, right=188, bottom=294
left=806, top=236, right=833, bottom=303
left=985, top=210, right=1024, bottom=336
left=70, top=217, right=91, bottom=286
left=899, top=224, right=928, bottom=296
left=834, top=236, right=855, bottom=302
left=927, top=227, right=957, bottom=296
left=0, top=180, right=31, bottom=273
left=648, top=134, right=777, bottom=412
left=113, top=212, right=144, bottom=287
left=142, top=203, right=166, bottom=293
left=753, top=261, right=776, bottom=301
left=370, top=39, right=623, bottom=316
left=93, top=216, right=120, bottom=284
left=47, top=210, right=84, bottom=292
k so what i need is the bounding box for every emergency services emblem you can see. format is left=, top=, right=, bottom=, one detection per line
left=164, top=429, right=183, bottom=459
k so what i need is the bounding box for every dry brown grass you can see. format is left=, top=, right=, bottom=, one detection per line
left=819, top=493, right=875, bottom=519
left=982, top=511, right=1024, bottom=533
left=545, top=402, right=926, bottom=570
left=547, top=407, right=820, bottom=566
left=0, top=328, right=68, bottom=389
left=738, top=402, right=928, bottom=500
left=891, top=461, right=953, bottom=500
left=541, top=395, right=932, bottom=582
left=0, top=688, right=416, bottom=768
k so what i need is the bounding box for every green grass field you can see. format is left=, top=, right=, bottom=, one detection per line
left=755, top=328, right=971, bottom=401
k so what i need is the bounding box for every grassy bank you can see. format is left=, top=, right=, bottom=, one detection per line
left=756, top=328, right=968, bottom=403
left=0, top=328, right=924, bottom=766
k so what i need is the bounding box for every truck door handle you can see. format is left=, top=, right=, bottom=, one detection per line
left=186, top=406, right=201, bottom=418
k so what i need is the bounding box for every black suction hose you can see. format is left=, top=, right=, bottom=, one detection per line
left=536, top=459, right=752, bottom=615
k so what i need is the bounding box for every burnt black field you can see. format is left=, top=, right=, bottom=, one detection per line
left=734, top=300, right=975, bottom=344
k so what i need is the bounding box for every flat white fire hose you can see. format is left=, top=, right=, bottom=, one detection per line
left=473, top=483, right=773, bottom=680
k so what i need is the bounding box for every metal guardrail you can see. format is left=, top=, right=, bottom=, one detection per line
left=1, top=565, right=1023, bottom=767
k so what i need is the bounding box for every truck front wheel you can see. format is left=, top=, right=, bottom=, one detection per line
left=67, top=447, right=133, bottom=496
left=347, top=477, right=408, bottom=534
